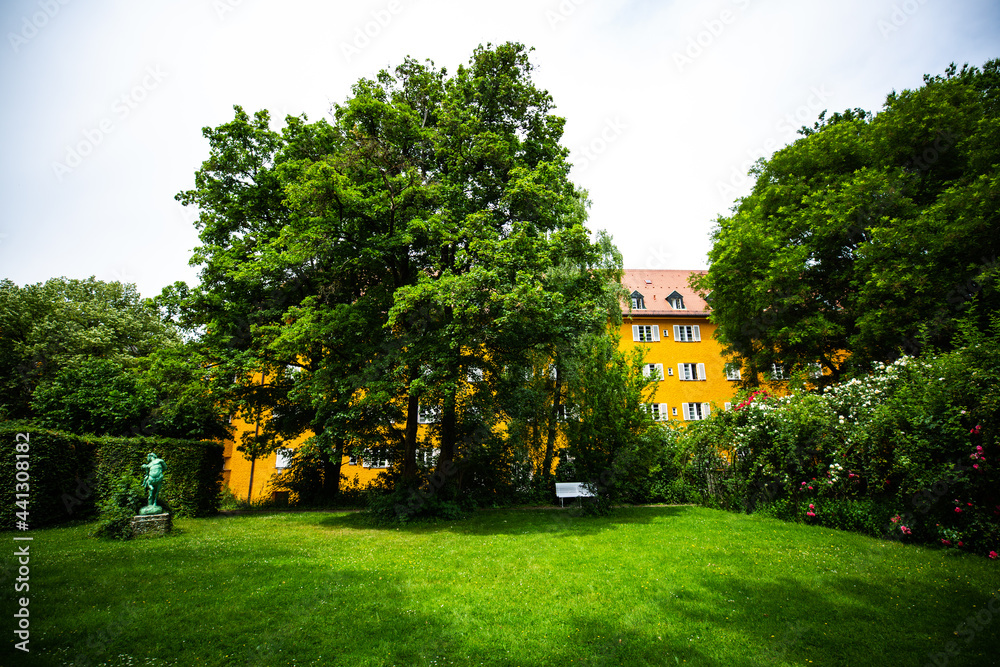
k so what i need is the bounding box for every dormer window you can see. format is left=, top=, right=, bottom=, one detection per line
left=630, top=290, right=646, bottom=310
left=667, top=291, right=685, bottom=310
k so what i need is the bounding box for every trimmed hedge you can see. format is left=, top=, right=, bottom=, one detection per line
left=0, top=422, right=223, bottom=530
left=93, top=435, right=223, bottom=519
left=0, top=422, right=98, bottom=529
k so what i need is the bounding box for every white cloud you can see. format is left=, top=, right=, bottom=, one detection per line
left=1, top=0, right=997, bottom=295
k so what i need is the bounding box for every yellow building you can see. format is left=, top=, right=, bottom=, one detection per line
left=220, top=412, right=391, bottom=503
left=620, top=269, right=738, bottom=421
left=221, top=269, right=740, bottom=501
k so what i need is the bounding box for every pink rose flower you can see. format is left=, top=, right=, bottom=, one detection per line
left=989, top=551, right=998, bottom=560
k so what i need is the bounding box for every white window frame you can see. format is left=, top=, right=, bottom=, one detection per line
left=642, top=363, right=664, bottom=381
left=678, top=363, right=706, bottom=381
left=466, top=367, right=484, bottom=383
left=771, top=363, right=786, bottom=380
left=274, top=447, right=293, bottom=470
left=683, top=402, right=711, bottom=421
left=807, top=362, right=823, bottom=379
left=724, top=402, right=733, bottom=411
left=640, top=403, right=667, bottom=421
left=673, top=325, right=701, bottom=342
left=632, top=324, right=660, bottom=343
left=725, top=364, right=741, bottom=381
left=418, top=403, right=440, bottom=424
left=557, top=404, right=580, bottom=422
left=363, top=447, right=391, bottom=469
left=416, top=448, right=439, bottom=467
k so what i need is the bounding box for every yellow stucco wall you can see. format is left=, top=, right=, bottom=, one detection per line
left=221, top=414, right=390, bottom=502
left=619, top=316, right=739, bottom=422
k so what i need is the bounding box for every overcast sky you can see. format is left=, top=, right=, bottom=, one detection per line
left=2, top=0, right=997, bottom=298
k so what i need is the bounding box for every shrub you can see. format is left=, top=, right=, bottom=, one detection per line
left=673, top=320, right=1000, bottom=557
left=92, top=472, right=146, bottom=539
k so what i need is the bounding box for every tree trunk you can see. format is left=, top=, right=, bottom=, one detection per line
left=402, top=391, right=420, bottom=482
left=542, top=364, right=561, bottom=484
left=322, top=439, right=343, bottom=501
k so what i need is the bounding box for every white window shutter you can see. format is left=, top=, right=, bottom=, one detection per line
left=652, top=325, right=660, bottom=341
left=693, top=325, right=701, bottom=341
left=632, top=325, right=640, bottom=342
left=678, top=363, right=685, bottom=380
left=697, top=363, right=706, bottom=380
left=642, top=365, right=650, bottom=378
left=682, top=403, right=691, bottom=420
left=655, top=364, right=663, bottom=380
left=660, top=403, right=668, bottom=419
left=703, top=403, right=711, bottom=417
left=673, top=325, right=680, bottom=340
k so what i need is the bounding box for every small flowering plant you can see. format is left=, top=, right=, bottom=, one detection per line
left=889, top=515, right=912, bottom=536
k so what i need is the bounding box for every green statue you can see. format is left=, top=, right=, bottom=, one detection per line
left=140, top=452, right=166, bottom=515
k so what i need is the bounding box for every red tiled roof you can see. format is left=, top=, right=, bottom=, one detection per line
left=621, top=269, right=709, bottom=316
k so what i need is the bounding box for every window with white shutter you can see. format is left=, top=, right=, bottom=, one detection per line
left=679, top=363, right=705, bottom=380
left=682, top=403, right=711, bottom=420
left=673, top=325, right=702, bottom=342
left=642, top=363, right=664, bottom=381
left=632, top=325, right=660, bottom=342
left=642, top=403, right=668, bottom=421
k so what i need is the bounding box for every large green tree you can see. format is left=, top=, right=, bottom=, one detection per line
left=0, top=277, right=226, bottom=439
left=175, top=43, right=624, bottom=504
left=696, top=60, right=1000, bottom=383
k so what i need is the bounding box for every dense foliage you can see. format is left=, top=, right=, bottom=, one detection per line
left=173, top=42, right=626, bottom=514
left=696, top=60, right=1000, bottom=384
left=0, top=277, right=228, bottom=440
left=666, top=318, right=1000, bottom=557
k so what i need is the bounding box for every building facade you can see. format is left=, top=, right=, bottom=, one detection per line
left=619, top=269, right=737, bottom=421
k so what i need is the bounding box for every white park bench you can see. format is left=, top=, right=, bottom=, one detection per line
left=555, top=482, right=595, bottom=507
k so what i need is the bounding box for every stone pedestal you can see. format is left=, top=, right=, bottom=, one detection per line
left=131, top=513, right=172, bottom=538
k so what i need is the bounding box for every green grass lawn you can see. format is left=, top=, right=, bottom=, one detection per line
left=4, top=506, right=999, bottom=666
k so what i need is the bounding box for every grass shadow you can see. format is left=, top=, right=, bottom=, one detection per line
left=309, top=505, right=692, bottom=538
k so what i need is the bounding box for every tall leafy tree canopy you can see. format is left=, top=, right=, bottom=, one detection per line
left=0, top=277, right=225, bottom=439
left=174, top=42, right=623, bottom=500
left=696, top=60, right=1000, bottom=384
